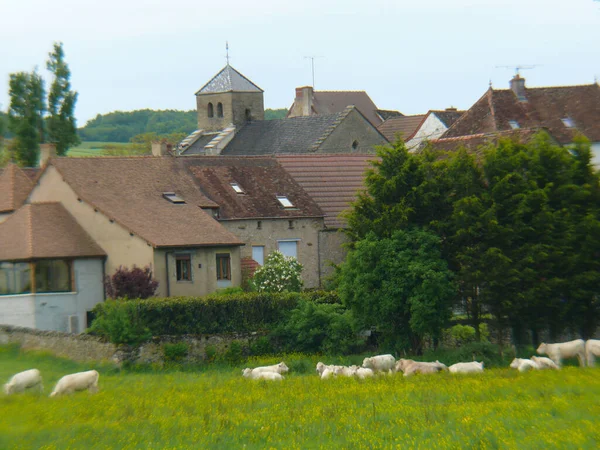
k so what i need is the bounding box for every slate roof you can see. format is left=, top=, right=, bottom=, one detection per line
left=309, top=91, right=383, bottom=127
left=426, top=128, right=549, bottom=154
left=49, top=157, right=243, bottom=248
left=182, top=134, right=218, bottom=155
left=377, top=109, right=404, bottom=120
left=0, top=202, right=106, bottom=261
left=276, top=154, right=377, bottom=228
left=377, top=115, right=426, bottom=142
left=196, top=64, right=263, bottom=95
left=432, top=109, right=464, bottom=128
left=183, top=157, right=323, bottom=220
left=0, top=163, right=35, bottom=214
left=443, top=82, right=600, bottom=144
left=221, top=110, right=349, bottom=156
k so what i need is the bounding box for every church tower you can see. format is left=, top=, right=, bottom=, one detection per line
left=195, top=65, right=264, bottom=132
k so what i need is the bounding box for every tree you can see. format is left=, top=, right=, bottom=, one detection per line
left=7, top=71, right=45, bottom=166
left=250, top=251, right=303, bottom=293
left=46, top=42, right=80, bottom=156
left=104, top=266, right=159, bottom=300
left=337, top=229, right=455, bottom=353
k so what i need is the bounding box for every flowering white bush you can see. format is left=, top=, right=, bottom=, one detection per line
left=251, top=250, right=303, bottom=293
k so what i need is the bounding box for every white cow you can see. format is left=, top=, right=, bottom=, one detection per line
left=333, top=365, right=359, bottom=377
left=448, top=361, right=484, bottom=374
left=362, top=354, right=396, bottom=374
left=395, top=359, right=447, bottom=377
left=242, top=369, right=283, bottom=381
left=247, top=362, right=289, bottom=375
left=537, top=339, right=586, bottom=367
left=510, top=358, right=538, bottom=372
left=316, top=362, right=343, bottom=377
left=530, top=356, right=560, bottom=370
left=3, top=369, right=43, bottom=395
left=585, top=339, right=600, bottom=367
left=355, top=367, right=375, bottom=379
left=320, top=368, right=335, bottom=379
left=50, top=370, right=99, bottom=397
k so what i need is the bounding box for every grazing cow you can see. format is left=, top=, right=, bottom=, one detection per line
left=530, top=356, right=560, bottom=370
left=316, top=362, right=343, bottom=377
left=585, top=339, right=600, bottom=367
left=448, top=361, right=484, bottom=374
left=537, top=339, right=586, bottom=367
left=362, top=354, right=396, bottom=374
left=333, top=365, right=359, bottom=377
left=3, top=369, right=43, bottom=395
left=242, top=369, right=283, bottom=381
left=248, top=362, right=289, bottom=375
left=355, top=367, right=374, bottom=379
left=510, top=358, right=538, bottom=372
left=396, top=359, right=446, bottom=377
left=50, top=370, right=99, bottom=397
left=320, top=368, right=335, bottom=379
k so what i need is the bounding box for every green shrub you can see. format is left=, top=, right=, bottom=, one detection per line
left=249, top=336, right=273, bottom=356
left=221, top=341, right=246, bottom=365
left=214, top=287, right=244, bottom=296
left=204, top=345, right=217, bottom=363
left=88, top=300, right=151, bottom=345
left=163, top=342, right=189, bottom=362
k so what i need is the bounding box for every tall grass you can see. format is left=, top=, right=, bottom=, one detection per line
left=1, top=345, right=599, bottom=448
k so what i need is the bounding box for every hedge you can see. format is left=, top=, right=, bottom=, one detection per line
left=90, top=291, right=341, bottom=339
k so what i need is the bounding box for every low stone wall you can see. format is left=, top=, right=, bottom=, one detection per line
left=0, top=325, right=266, bottom=366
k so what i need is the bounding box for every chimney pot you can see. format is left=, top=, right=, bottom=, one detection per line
left=151, top=140, right=168, bottom=157
left=39, top=143, right=57, bottom=167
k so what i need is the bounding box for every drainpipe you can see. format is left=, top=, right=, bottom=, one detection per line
left=165, top=252, right=172, bottom=297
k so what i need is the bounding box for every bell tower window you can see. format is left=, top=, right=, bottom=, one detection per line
left=245, top=108, right=252, bottom=122
left=217, top=103, right=224, bottom=118
left=208, top=103, right=214, bottom=118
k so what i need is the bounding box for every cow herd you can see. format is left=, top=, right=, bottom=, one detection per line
left=4, top=339, right=599, bottom=395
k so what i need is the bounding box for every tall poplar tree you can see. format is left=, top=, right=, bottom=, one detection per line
left=46, top=42, right=79, bottom=156
left=8, top=71, right=45, bottom=167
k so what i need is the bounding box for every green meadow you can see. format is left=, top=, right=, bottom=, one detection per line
left=67, top=141, right=129, bottom=157
left=1, top=346, right=599, bottom=449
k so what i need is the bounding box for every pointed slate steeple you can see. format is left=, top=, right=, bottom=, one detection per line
left=196, top=65, right=263, bottom=95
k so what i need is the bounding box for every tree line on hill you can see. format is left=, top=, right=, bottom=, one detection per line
left=77, top=108, right=288, bottom=143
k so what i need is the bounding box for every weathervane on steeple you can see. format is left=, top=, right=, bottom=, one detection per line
left=226, top=42, right=230, bottom=65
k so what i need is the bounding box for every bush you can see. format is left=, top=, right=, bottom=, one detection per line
left=163, top=342, right=189, bottom=362
left=272, top=300, right=364, bottom=355
left=88, top=300, right=151, bottom=345
left=250, top=251, right=303, bottom=293
left=105, top=265, right=159, bottom=300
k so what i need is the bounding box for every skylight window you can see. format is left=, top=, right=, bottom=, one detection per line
left=561, top=117, right=575, bottom=128
left=508, top=120, right=520, bottom=130
left=276, top=195, right=294, bottom=208
left=163, top=192, right=185, bottom=204
left=230, top=182, right=244, bottom=194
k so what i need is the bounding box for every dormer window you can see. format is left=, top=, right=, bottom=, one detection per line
left=561, top=117, right=575, bottom=128
left=163, top=192, right=185, bottom=204
left=508, top=120, right=520, bottom=129
left=230, top=182, right=244, bottom=194
left=276, top=195, right=294, bottom=208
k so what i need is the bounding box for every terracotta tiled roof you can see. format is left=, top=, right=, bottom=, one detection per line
left=427, top=128, right=551, bottom=154
left=0, top=163, right=35, bottom=214
left=183, top=157, right=324, bottom=220
left=276, top=154, right=377, bottom=228
left=49, top=157, right=243, bottom=248
left=377, top=115, right=426, bottom=142
left=443, top=82, right=600, bottom=144
left=0, top=202, right=106, bottom=261
left=311, top=91, right=383, bottom=126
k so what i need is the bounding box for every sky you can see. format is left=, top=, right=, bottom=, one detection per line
left=1, top=0, right=599, bottom=127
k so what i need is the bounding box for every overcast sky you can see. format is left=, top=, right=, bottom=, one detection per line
left=1, top=0, right=599, bottom=126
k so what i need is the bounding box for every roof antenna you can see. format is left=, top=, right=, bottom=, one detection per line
left=304, top=56, right=323, bottom=88
left=226, top=41, right=230, bottom=65
left=495, top=65, right=540, bottom=77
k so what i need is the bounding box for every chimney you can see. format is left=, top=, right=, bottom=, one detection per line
left=151, top=140, right=168, bottom=157
left=39, top=143, right=57, bottom=167
left=510, top=75, right=527, bottom=101
left=295, top=86, right=314, bottom=116
left=445, top=107, right=458, bottom=112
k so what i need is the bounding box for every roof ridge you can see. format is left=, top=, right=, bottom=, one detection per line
left=310, top=106, right=355, bottom=151
left=315, top=90, right=368, bottom=93
left=494, top=83, right=598, bottom=91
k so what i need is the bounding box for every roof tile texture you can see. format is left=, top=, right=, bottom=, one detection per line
left=377, top=115, right=426, bottom=142
left=0, top=164, right=35, bottom=213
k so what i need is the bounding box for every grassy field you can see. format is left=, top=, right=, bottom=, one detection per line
left=1, top=346, right=599, bottom=449
left=67, top=141, right=129, bottom=157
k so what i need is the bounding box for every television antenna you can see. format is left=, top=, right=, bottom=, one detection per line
left=304, top=56, right=324, bottom=88
left=495, top=65, right=540, bottom=76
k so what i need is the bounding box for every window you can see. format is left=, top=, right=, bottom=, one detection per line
left=35, top=259, right=71, bottom=293
left=252, top=246, right=265, bottom=265
left=257, top=221, right=262, bottom=230
left=352, top=140, right=359, bottom=150
left=208, top=103, right=214, bottom=118
left=163, top=192, right=185, bottom=204
left=217, top=102, right=224, bottom=118
left=278, top=240, right=298, bottom=259
left=508, top=120, right=520, bottom=129
left=230, top=182, right=244, bottom=194
left=216, top=254, right=231, bottom=280
left=288, top=220, right=294, bottom=229
left=562, top=117, right=575, bottom=128
left=0, top=262, right=32, bottom=295
left=245, top=108, right=252, bottom=122
left=276, top=195, right=294, bottom=208
left=176, top=254, right=192, bottom=281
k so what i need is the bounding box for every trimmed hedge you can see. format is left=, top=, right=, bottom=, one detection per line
left=91, top=291, right=341, bottom=340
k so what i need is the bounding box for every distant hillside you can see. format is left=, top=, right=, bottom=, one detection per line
left=78, top=108, right=289, bottom=143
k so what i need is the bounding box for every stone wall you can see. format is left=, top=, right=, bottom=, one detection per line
left=0, top=324, right=266, bottom=366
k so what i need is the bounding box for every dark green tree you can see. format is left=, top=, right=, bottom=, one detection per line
left=8, top=71, right=45, bottom=167
left=46, top=42, right=79, bottom=155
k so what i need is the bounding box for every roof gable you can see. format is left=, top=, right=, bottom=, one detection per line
left=0, top=163, right=35, bottom=214
left=196, top=65, right=263, bottom=95
left=312, top=91, right=383, bottom=126
left=0, top=202, right=106, bottom=261
left=377, top=115, right=426, bottom=142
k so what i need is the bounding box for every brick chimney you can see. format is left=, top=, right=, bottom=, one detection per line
left=510, top=75, right=527, bottom=101
left=39, top=143, right=56, bottom=167
left=294, top=86, right=314, bottom=116
left=151, top=140, right=168, bottom=157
